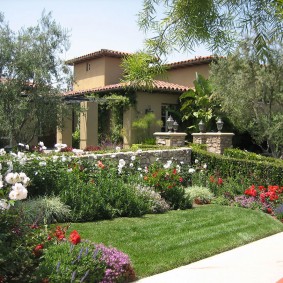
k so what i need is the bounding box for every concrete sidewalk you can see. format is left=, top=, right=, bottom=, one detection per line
left=137, top=232, right=283, bottom=283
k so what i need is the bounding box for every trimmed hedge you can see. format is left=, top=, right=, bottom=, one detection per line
left=191, top=147, right=283, bottom=186
left=224, top=148, right=283, bottom=165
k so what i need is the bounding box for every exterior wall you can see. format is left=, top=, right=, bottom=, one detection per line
left=104, top=57, right=124, bottom=85
left=73, top=57, right=106, bottom=90
left=83, top=147, right=192, bottom=167
left=123, top=91, right=180, bottom=146
left=164, top=64, right=210, bottom=88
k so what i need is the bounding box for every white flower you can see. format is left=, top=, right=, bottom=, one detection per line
left=176, top=165, right=181, bottom=173
left=0, top=148, right=6, bottom=156
left=25, top=144, right=29, bottom=150
left=17, top=152, right=26, bottom=159
left=118, top=159, right=126, bottom=167
left=0, top=199, right=10, bottom=210
left=54, top=143, right=67, bottom=152
left=72, top=149, right=84, bottom=155
left=156, top=158, right=159, bottom=161
left=61, top=156, right=67, bottom=162
left=9, top=183, right=28, bottom=200
left=136, top=149, right=142, bottom=154
left=6, top=161, right=13, bottom=172
left=203, top=163, right=207, bottom=169
left=129, top=163, right=134, bottom=167
left=0, top=163, right=2, bottom=170
left=163, top=160, right=172, bottom=169
left=52, top=156, right=59, bottom=162
left=137, top=167, right=142, bottom=171
left=10, top=152, right=17, bottom=158
left=19, top=172, right=30, bottom=186
left=0, top=181, right=3, bottom=188
left=116, top=146, right=121, bottom=152
left=5, top=172, right=20, bottom=184
left=111, top=154, right=116, bottom=158
left=180, top=161, right=184, bottom=165
left=67, top=168, right=73, bottom=172
left=144, top=166, right=148, bottom=173
left=19, top=157, right=27, bottom=165
left=130, top=155, right=136, bottom=161
left=39, top=161, right=47, bottom=166
left=42, top=146, right=47, bottom=150
left=18, top=143, right=25, bottom=147
left=195, top=159, right=199, bottom=164
left=38, top=141, right=44, bottom=147
left=188, top=168, right=195, bottom=174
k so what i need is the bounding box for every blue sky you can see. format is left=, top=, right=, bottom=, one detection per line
left=1, top=0, right=211, bottom=63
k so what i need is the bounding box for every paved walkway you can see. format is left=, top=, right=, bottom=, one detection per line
left=136, top=232, right=283, bottom=283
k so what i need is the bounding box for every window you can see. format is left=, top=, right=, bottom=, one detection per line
left=86, top=63, right=91, bottom=71
left=161, top=104, right=178, bottom=132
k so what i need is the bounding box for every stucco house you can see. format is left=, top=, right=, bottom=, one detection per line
left=58, top=49, right=214, bottom=149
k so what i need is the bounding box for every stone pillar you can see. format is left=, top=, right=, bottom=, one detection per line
left=192, top=133, right=234, bottom=154
left=123, top=106, right=136, bottom=148
left=56, top=113, right=72, bottom=147
left=80, top=101, right=98, bottom=149
left=153, top=132, right=187, bottom=147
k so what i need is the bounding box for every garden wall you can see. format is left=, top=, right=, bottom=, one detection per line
left=84, top=148, right=192, bottom=167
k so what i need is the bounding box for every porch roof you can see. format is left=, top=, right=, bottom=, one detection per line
left=63, top=80, right=190, bottom=98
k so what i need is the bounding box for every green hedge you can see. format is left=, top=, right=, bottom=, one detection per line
left=224, top=148, right=283, bottom=165
left=191, top=147, right=283, bottom=186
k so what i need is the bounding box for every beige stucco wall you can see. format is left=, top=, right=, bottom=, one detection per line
left=73, top=57, right=106, bottom=91
left=123, top=91, right=180, bottom=147
left=104, top=57, right=124, bottom=85
left=164, top=64, right=210, bottom=88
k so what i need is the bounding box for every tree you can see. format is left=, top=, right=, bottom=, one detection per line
left=138, top=0, right=283, bottom=58
left=121, top=52, right=166, bottom=90
left=0, top=11, right=71, bottom=145
left=209, top=39, right=283, bottom=157
left=180, top=73, right=221, bottom=132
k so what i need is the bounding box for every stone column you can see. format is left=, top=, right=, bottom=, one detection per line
left=192, top=133, right=234, bottom=154
left=80, top=101, right=98, bottom=149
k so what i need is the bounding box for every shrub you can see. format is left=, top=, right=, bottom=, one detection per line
left=0, top=205, right=48, bottom=282
left=135, top=185, right=170, bottom=213
left=142, top=161, right=192, bottom=209
left=185, top=186, right=214, bottom=204
left=21, top=196, right=71, bottom=224
left=36, top=240, right=136, bottom=283
left=191, top=147, right=283, bottom=186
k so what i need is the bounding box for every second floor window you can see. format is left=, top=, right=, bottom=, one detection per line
left=86, top=63, right=91, bottom=71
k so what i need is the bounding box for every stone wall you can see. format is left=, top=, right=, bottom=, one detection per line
left=83, top=147, right=192, bottom=167
left=192, top=133, right=234, bottom=154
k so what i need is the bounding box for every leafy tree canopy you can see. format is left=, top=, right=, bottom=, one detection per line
left=210, top=39, right=283, bottom=157
left=0, top=11, right=72, bottom=145
left=138, top=0, right=283, bottom=59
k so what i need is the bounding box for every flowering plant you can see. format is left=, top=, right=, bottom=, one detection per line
left=142, top=161, right=191, bottom=209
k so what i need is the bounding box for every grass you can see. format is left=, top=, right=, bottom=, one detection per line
left=70, top=205, right=283, bottom=279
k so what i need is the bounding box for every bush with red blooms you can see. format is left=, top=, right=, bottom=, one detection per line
left=84, top=145, right=101, bottom=152
left=35, top=228, right=136, bottom=283
left=142, top=162, right=192, bottom=209
left=208, top=175, right=224, bottom=195
left=234, top=184, right=283, bottom=218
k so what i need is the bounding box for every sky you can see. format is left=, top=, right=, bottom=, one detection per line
left=0, top=0, right=211, bottom=63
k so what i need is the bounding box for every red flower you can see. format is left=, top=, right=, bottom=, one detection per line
left=33, top=244, right=44, bottom=257
left=97, top=160, right=105, bottom=169
left=172, top=169, right=177, bottom=175
left=54, top=226, right=66, bottom=241
left=69, top=230, right=81, bottom=245
left=266, top=208, right=273, bottom=214
left=143, top=176, right=148, bottom=181
left=244, top=185, right=257, bottom=197
left=209, top=176, right=215, bottom=183
left=179, top=177, right=183, bottom=183
left=217, top=178, right=223, bottom=185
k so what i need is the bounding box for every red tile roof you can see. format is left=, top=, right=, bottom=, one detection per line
left=65, top=49, right=131, bottom=65
left=64, top=80, right=189, bottom=97
left=165, top=56, right=217, bottom=69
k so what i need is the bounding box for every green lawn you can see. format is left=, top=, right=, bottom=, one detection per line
left=70, top=205, right=283, bottom=279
